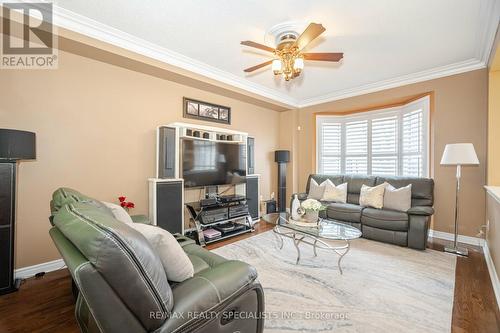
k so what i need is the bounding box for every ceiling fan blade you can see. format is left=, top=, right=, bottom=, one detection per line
left=244, top=60, right=273, bottom=72
left=294, top=23, right=326, bottom=51
left=303, top=52, right=344, bottom=62
left=240, top=41, right=275, bottom=53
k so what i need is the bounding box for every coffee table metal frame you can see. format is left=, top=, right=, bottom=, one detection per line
left=272, top=214, right=353, bottom=274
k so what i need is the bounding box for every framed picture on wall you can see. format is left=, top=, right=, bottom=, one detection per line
left=183, top=97, right=231, bottom=124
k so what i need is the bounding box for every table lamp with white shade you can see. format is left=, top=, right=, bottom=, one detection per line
left=440, top=143, right=479, bottom=256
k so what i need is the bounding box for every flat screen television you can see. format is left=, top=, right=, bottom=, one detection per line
left=182, top=138, right=247, bottom=188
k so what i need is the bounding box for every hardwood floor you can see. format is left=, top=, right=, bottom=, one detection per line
left=0, top=222, right=498, bottom=333
left=427, top=240, right=500, bottom=333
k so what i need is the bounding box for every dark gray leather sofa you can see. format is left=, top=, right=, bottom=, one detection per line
left=293, top=175, right=434, bottom=250
left=48, top=188, right=264, bottom=333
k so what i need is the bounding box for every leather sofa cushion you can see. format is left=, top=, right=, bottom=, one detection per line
left=407, top=206, right=435, bottom=216
left=362, top=225, right=407, bottom=246
left=343, top=175, right=377, bottom=204
left=326, top=203, right=364, bottom=223
left=53, top=202, right=173, bottom=331
left=375, top=176, right=434, bottom=207
left=182, top=243, right=227, bottom=275
left=361, top=208, right=408, bottom=231
left=183, top=243, right=227, bottom=269
left=168, top=260, right=258, bottom=332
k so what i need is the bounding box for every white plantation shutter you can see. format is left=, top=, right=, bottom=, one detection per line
left=402, top=109, right=424, bottom=176
left=318, top=122, right=342, bottom=174
left=345, top=120, right=368, bottom=174
left=372, top=116, right=398, bottom=175
left=316, top=96, right=429, bottom=177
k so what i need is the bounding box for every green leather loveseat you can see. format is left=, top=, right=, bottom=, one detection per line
left=48, top=188, right=265, bottom=333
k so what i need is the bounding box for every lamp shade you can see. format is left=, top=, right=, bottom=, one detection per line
left=275, top=150, right=290, bottom=163
left=440, top=143, right=479, bottom=165
left=0, top=129, right=36, bottom=160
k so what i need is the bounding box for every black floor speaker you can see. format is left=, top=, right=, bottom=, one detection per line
left=152, top=179, right=184, bottom=234
left=275, top=150, right=290, bottom=213
left=0, top=163, right=18, bottom=295
left=246, top=175, right=259, bottom=220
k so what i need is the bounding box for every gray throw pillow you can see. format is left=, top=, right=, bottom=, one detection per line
left=129, top=223, right=194, bottom=282
left=308, top=179, right=326, bottom=200
left=384, top=184, right=412, bottom=212
left=102, top=201, right=134, bottom=224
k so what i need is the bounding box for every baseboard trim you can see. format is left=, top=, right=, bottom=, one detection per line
left=14, top=259, right=66, bottom=280
left=483, top=241, right=500, bottom=311
left=428, top=229, right=485, bottom=247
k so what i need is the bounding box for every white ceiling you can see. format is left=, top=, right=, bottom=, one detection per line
left=53, top=0, right=499, bottom=108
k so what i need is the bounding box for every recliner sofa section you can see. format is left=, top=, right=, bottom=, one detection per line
left=292, top=174, right=434, bottom=250
left=48, top=188, right=265, bottom=333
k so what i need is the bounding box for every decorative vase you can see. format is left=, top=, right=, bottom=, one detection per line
left=291, top=194, right=301, bottom=220
left=304, top=210, right=319, bottom=223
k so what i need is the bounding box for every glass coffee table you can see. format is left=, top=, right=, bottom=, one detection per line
left=262, top=212, right=362, bottom=274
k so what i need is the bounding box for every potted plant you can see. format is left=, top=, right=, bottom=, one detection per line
left=300, top=199, right=326, bottom=223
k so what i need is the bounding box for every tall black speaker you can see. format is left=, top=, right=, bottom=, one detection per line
left=0, top=163, right=16, bottom=295
left=246, top=175, right=259, bottom=220
left=158, top=126, right=177, bottom=178
left=247, top=137, right=255, bottom=175
left=0, top=129, right=36, bottom=295
left=274, top=150, right=290, bottom=213
left=149, top=179, right=184, bottom=234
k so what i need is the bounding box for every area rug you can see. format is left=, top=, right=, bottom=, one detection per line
left=212, top=231, right=456, bottom=333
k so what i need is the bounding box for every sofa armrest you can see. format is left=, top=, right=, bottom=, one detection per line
left=408, top=215, right=431, bottom=250
left=162, top=261, right=261, bottom=332
left=131, top=214, right=151, bottom=224
left=407, top=206, right=434, bottom=216
left=174, top=233, right=197, bottom=247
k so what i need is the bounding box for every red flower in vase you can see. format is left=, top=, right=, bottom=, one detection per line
left=118, top=196, right=135, bottom=212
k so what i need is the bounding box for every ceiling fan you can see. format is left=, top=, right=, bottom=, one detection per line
left=241, top=23, right=343, bottom=81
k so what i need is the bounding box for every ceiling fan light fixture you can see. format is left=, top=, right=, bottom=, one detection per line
left=293, top=57, right=304, bottom=72
left=241, top=22, right=342, bottom=81
left=272, top=59, right=282, bottom=75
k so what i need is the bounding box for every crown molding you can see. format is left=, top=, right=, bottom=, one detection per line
left=476, top=0, right=500, bottom=64
left=48, top=4, right=299, bottom=108
left=11, top=1, right=500, bottom=109
left=297, top=58, right=486, bottom=108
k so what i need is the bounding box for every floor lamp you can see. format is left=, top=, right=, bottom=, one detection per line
left=0, top=129, right=36, bottom=294
left=440, top=143, right=479, bottom=257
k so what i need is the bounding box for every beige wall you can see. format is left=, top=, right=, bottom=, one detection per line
left=291, top=69, right=488, bottom=237
left=488, top=66, right=500, bottom=185
left=0, top=50, right=281, bottom=268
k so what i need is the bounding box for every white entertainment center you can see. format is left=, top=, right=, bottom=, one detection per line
left=149, top=122, right=260, bottom=246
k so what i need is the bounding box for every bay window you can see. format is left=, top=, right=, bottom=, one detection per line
left=316, top=95, right=430, bottom=177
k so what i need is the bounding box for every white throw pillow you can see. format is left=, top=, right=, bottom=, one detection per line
left=129, top=223, right=194, bottom=283
left=102, top=201, right=134, bottom=224
left=308, top=179, right=326, bottom=200
left=322, top=181, right=348, bottom=203
left=384, top=184, right=412, bottom=212
left=359, top=183, right=387, bottom=209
